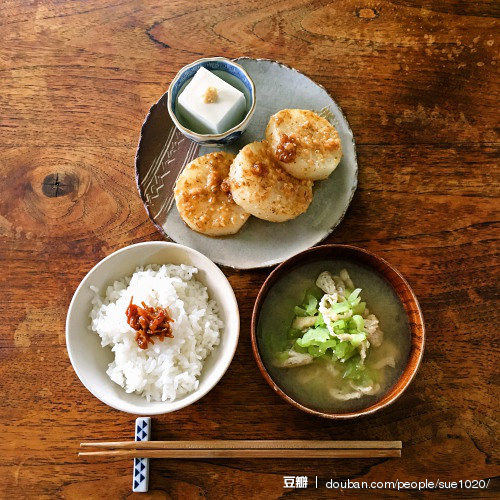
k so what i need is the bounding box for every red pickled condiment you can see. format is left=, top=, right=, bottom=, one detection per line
left=126, top=297, right=174, bottom=349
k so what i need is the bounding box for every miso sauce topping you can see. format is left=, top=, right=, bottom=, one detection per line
left=126, top=297, right=174, bottom=349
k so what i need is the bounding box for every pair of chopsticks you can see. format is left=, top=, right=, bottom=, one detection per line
left=79, top=440, right=402, bottom=459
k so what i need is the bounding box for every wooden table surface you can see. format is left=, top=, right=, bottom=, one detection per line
left=1, top=0, right=498, bottom=498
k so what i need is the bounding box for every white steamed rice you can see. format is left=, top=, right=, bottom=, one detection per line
left=89, top=264, right=223, bottom=402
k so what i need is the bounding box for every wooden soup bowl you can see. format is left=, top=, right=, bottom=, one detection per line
left=251, top=244, right=425, bottom=419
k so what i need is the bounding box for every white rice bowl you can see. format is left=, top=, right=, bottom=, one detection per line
left=89, top=264, right=223, bottom=402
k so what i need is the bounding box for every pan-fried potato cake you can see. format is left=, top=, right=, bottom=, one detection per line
left=229, top=141, right=313, bottom=222
left=265, top=109, right=342, bottom=181
left=174, top=152, right=250, bottom=236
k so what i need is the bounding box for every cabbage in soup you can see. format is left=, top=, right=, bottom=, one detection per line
left=258, top=260, right=411, bottom=413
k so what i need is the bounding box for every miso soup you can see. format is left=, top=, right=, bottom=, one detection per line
left=258, top=259, right=411, bottom=413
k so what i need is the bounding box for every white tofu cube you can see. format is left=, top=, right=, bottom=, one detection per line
left=177, top=67, right=247, bottom=134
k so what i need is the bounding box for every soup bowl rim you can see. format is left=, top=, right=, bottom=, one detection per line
left=251, top=244, right=425, bottom=419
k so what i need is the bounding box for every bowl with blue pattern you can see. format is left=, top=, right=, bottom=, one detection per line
left=167, top=57, right=256, bottom=146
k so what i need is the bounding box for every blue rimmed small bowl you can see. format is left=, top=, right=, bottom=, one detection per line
left=167, top=57, right=256, bottom=146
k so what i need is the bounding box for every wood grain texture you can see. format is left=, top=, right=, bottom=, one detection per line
left=0, top=0, right=498, bottom=498
left=78, top=449, right=402, bottom=459
left=80, top=440, right=403, bottom=449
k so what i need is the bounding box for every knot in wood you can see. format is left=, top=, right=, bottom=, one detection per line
left=42, top=173, right=76, bottom=198
left=356, top=7, right=379, bottom=20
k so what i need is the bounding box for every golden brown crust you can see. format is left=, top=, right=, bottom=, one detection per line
left=266, top=109, right=342, bottom=180
left=174, top=152, right=249, bottom=236
left=229, top=141, right=313, bottom=222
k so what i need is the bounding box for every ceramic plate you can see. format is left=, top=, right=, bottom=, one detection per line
left=135, top=58, right=357, bottom=269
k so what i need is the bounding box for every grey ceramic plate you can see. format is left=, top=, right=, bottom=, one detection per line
left=135, top=58, right=357, bottom=269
